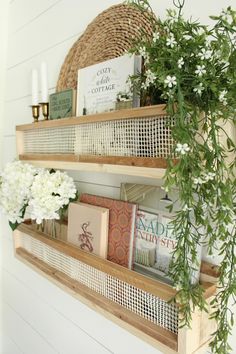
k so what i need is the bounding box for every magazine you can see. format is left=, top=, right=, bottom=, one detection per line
left=135, top=209, right=201, bottom=284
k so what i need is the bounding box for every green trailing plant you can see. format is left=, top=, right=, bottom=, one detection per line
left=126, top=0, right=236, bottom=353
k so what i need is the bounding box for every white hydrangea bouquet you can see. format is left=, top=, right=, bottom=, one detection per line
left=0, top=160, right=77, bottom=231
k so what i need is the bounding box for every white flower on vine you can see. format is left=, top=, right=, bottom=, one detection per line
left=182, top=204, right=193, bottom=212
left=193, top=83, right=204, bottom=95
left=146, top=69, right=156, bottom=82
left=142, top=69, right=156, bottom=89
left=221, top=9, right=232, bottom=23
left=164, top=75, right=177, bottom=88
left=204, top=172, right=216, bottom=181
left=145, top=53, right=150, bottom=64
left=153, top=31, right=160, bottom=42
left=178, top=57, right=184, bottom=68
left=198, top=48, right=212, bottom=60
left=193, top=177, right=204, bottom=185
left=166, top=35, right=177, bottom=48
left=183, top=34, right=192, bottom=41
left=195, top=65, right=206, bottom=77
left=167, top=9, right=178, bottom=24
left=175, top=143, right=190, bottom=155
left=139, top=46, right=146, bottom=57
left=219, top=90, right=228, bottom=105
left=141, top=82, right=148, bottom=90
left=193, top=172, right=215, bottom=185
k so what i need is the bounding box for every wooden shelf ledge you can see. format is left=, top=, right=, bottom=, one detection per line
left=13, top=223, right=217, bottom=354
left=18, top=157, right=168, bottom=178
left=16, top=104, right=167, bottom=131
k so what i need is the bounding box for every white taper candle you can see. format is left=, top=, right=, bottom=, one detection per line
left=40, top=61, right=48, bottom=102
left=31, top=69, right=39, bottom=105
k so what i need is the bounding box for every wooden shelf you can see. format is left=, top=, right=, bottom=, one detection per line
left=14, top=104, right=219, bottom=353
left=16, top=105, right=176, bottom=178
left=18, top=155, right=168, bottom=178
left=13, top=223, right=217, bottom=354
left=16, top=104, right=167, bottom=131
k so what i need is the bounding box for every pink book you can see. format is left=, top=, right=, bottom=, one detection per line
left=80, top=194, right=137, bottom=269
left=67, top=202, right=109, bottom=259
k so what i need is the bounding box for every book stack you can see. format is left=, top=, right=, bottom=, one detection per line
left=80, top=194, right=137, bottom=269
left=64, top=191, right=201, bottom=285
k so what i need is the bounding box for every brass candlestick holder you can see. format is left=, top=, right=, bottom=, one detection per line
left=30, top=105, right=40, bottom=123
left=40, top=102, right=49, bottom=120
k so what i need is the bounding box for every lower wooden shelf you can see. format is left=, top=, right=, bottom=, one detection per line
left=13, top=223, right=218, bottom=354
left=18, top=154, right=168, bottom=179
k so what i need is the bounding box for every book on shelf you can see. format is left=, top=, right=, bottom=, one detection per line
left=135, top=208, right=201, bottom=285
left=67, top=202, right=109, bottom=259
left=76, top=54, right=141, bottom=116
left=80, top=193, right=137, bottom=269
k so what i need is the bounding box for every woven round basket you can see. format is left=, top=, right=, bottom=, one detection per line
left=56, top=3, right=154, bottom=91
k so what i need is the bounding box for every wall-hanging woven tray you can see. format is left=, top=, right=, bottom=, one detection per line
left=56, top=3, right=154, bottom=91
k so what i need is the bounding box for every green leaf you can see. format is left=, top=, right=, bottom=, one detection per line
left=9, top=221, right=19, bottom=231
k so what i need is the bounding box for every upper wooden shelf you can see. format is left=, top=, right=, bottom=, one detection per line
left=16, top=104, right=167, bottom=130
left=16, top=104, right=176, bottom=178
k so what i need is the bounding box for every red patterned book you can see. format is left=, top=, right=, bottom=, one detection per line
left=80, top=193, right=137, bottom=269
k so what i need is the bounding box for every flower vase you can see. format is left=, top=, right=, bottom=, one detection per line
left=115, top=100, right=133, bottom=110
left=48, top=219, right=59, bottom=239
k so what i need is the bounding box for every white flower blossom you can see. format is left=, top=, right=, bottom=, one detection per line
left=166, top=35, right=177, bottom=48
left=153, top=32, right=160, bottom=42
left=166, top=9, right=178, bottom=24
left=198, top=48, right=212, bottom=60
left=139, top=46, right=146, bottom=57
left=193, top=83, right=204, bottom=95
left=178, top=57, right=184, bottom=68
left=193, top=171, right=215, bottom=185
left=144, top=53, right=150, bottom=64
left=175, top=143, right=190, bottom=155
left=219, top=90, right=228, bottom=105
left=183, top=204, right=193, bottom=212
left=0, top=161, right=37, bottom=224
left=183, top=34, right=192, bottom=41
left=193, top=177, right=205, bottom=185
left=141, top=69, right=156, bottom=89
left=164, top=75, right=177, bottom=88
left=29, top=170, right=77, bottom=224
left=221, top=9, right=232, bottom=23
left=195, top=65, right=206, bottom=77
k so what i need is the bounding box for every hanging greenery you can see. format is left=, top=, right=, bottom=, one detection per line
left=126, top=0, right=236, bottom=352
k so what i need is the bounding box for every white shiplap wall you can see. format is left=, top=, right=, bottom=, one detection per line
left=1, top=1, right=236, bottom=354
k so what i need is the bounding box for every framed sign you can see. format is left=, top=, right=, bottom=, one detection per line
left=49, top=88, right=76, bottom=119
left=76, top=54, right=141, bottom=116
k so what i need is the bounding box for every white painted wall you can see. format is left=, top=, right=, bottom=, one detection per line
left=1, top=1, right=236, bottom=353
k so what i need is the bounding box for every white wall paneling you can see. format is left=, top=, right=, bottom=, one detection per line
left=8, top=0, right=62, bottom=35
left=2, top=301, right=58, bottom=354
left=7, top=0, right=120, bottom=68
left=2, top=136, right=17, bottom=166
left=5, top=35, right=77, bottom=102
left=1, top=330, right=24, bottom=354
left=2, top=1, right=236, bottom=353
left=2, top=270, right=114, bottom=354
